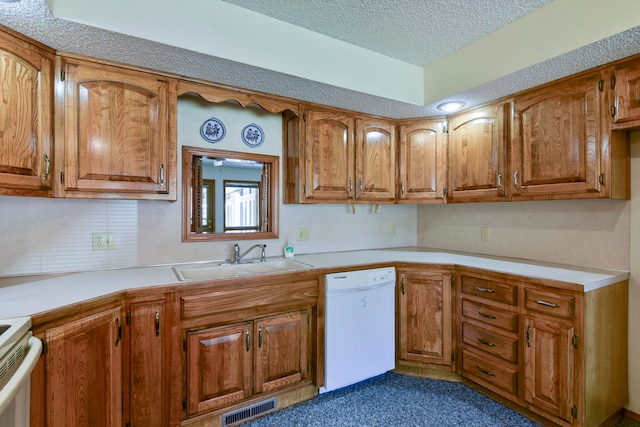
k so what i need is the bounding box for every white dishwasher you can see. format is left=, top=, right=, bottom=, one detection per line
left=320, top=266, right=395, bottom=393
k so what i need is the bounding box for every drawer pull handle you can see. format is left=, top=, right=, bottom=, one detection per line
left=478, top=338, right=496, bottom=347
left=478, top=312, right=496, bottom=319
left=477, top=366, right=495, bottom=377
left=246, top=329, right=251, bottom=352
left=475, top=286, right=496, bottom=293
left=535, top=300, right=559, bottom=308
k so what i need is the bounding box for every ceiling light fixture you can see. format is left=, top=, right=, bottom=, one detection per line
left=437, top=101, right=466, bottom=113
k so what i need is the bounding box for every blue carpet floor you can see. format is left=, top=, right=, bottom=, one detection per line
left=242, top=373, right=542, bottom=426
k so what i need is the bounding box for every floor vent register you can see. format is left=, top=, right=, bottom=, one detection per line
left=222, top=397, right=277, bottom=427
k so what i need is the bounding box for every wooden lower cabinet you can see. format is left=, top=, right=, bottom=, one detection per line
left=125, top=296, right=171, bottom=427
left=254, top=311, right=309, bottom=394
left=456, top=268, right=628, bottom=427
left=34, top=295, right=173, bottom=427
left=185, top=310, right=311, bottom=417
left=458, top=270, right=519, bottom=401
left=397, top=267, right=453, bottom=369
left=523, top=315, right=575, bottom=423
left=186, top=322, right=253, bottom=414
left=45, top=305, right=124, bottom=427
left=179, top=273, right=319, bottom=423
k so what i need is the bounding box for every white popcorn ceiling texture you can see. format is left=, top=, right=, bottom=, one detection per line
left=1, top=0, right=639, bottom=118
left=222, top=0, right=552, bottom=67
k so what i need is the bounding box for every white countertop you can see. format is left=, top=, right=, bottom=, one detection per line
left=0, top=248, right=629, bottom=319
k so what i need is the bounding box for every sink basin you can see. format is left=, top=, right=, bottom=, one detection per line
left=173, top=258, right=313, bottom=281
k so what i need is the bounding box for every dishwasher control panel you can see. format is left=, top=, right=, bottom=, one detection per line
left=325, top=267, right=395, bottom=293
left=368, top=269, right=394, bottom=285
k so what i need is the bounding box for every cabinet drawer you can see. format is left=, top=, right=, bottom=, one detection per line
left=462, top=323, right=518, bottom=363
left=461, top=299, right=518, bottom=332
left=462, top=349, right=518, bottom=397
left=461, top=275, right=517, bottom=305
left=525, top=288, right=575, bottom=320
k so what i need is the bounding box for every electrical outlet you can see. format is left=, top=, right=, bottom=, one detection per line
left=296, top=227, right=310, bottom=241
left=390, top=224, right=398, bottom=237
left=481, top=227, right=490, bottom=241
left=92, top=232, right=115, bottom=251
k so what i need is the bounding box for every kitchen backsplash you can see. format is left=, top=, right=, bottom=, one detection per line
left=0, top=196, right=417, bottom=276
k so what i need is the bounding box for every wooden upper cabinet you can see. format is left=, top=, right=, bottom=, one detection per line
left=397, top=118, right=447, bottom=203
left=511, top=71, right=604, bottom=200
left=302, top=107, right=396, bottom=203
left=303, top=108, right=354, bottom=202
left=447, top=102, right=508, bottom=203
left=612, top=56, right=640, bottom=128
left=355, top=117, right=396, bottom=202
left=56, top=56, right=177, bottom=200
left=0, top=28, right=54, bottom=196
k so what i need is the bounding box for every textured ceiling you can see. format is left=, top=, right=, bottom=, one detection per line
left=0, top=0, right=639, bottom=119
left=222, top=0, right=552, bottom=66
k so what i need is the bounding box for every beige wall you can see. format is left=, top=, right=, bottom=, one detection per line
left=418, top=131, right=639, bottom=412
left=417, top=198, right=630, bottom=271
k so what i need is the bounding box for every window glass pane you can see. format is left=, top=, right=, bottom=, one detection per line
left=224, top=181, right=260, bottom=232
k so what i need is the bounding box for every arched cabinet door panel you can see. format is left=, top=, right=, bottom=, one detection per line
left=397, top=118, right=446, bottom=203
left=57, top=56, right=177, bottom=200
left=447, top=102, right=508, bottom=203
left=0, top=28, right=54, bottom=196
left=511, top=71, right=603, bottom=200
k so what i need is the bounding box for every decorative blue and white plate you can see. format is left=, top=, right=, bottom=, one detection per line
left=200, top=117, right=226, bottom=144
left=241, top=123, right=265, bottom=148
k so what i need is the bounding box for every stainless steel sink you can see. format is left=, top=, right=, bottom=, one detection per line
left=173, top=258, right=313, bottom=282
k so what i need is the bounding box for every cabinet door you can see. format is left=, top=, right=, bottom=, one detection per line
left=447, top=103, right=507, bottom=202
left=355, top=117, right=396, bottom=202
left=304, top=108, right=354, bottom=201
left=0, top=30, right=54, bottom=196
left=126, top=299, right=168, bottom=426
left=512, top=72, right=603, bottom=199
left=46, top=306, right=123, bottom=427
left=613, top=57, right=640, bottom=127
left=524, top=316, right=575, bottom=423
left=397, top=119, right=446, bottom=203
left=186, top=322, right=252, bottom=415
left=398, top=270, right=452, bottom=366
left=59, top=56, right=176, bottom=199
left=254, top=311, right=309, bottom=394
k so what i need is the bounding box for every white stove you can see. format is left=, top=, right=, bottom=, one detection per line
left=0, top=316, right=41, bottom=427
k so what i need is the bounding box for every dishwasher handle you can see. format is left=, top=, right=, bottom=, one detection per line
left=0, top=336, right=42, bottom=416
left=326, top=281, right=395, bottom=295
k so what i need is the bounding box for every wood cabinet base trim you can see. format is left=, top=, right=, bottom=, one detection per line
left=180, top=383, right=317, bottom=427
left=393, top=365, right=460, bottom=382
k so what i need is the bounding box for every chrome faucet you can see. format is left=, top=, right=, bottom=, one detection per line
left=233, top=243, right=267, bottom=263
